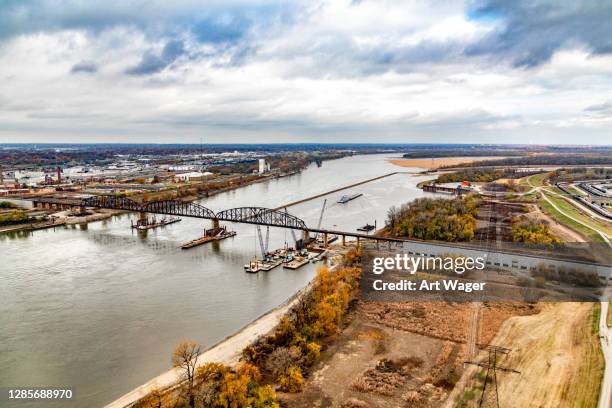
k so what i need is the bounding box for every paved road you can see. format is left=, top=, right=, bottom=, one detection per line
left=599, top=300, right=612, bottom=408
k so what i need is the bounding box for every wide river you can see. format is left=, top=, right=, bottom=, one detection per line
left=0, top=154, right=432, bottom=407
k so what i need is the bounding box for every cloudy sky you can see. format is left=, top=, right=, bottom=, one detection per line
left=0, top=0, right=611, bottom=144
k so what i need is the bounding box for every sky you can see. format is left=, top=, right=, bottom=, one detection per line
left=0, top=0, right=611, bottom=145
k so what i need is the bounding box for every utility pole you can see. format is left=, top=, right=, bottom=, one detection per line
left=464, top=344, right=520, bottom=408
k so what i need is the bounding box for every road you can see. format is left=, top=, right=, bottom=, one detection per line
left=600, top=300, right=612, bottom=408
left=538, top=188, right=611, bottom=243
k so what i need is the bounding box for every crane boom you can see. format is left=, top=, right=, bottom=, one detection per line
left=314, top=199, right=327, bottom=240
left=256, top=226, right=266, bottom=258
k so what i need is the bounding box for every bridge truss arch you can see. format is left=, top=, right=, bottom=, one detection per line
left=215, top=207, right=307, bottom=229
left=80, top=195, right=142, bottom=211
left=140, top=200, right=216, bottom=219
left=80, top=196, right=307, bottom=230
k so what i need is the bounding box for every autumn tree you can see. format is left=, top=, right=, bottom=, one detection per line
left=140, top=388, right=163, bottom=408
left=172, top=340, right=201, bottom=407
left=278, top=366, right=304, bottom=393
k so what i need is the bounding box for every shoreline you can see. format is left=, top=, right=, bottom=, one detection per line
left=103, top=279, right=316, bottom=408
left=388, top=156, right=512, bottom=170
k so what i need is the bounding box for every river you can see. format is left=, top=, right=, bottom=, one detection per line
left=0, top=154, right=432, bottom=407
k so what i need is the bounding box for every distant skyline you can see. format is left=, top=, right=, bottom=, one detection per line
left=0, top=0, right=611, bottom=144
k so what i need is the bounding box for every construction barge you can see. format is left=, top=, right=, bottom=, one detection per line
left=245, top=248, right=317, bottom=273
left=131, top=216, right=181, bottom=230
left=244, top=259, right=282, bottom=273
left=181, top=226, right=236, bottom=249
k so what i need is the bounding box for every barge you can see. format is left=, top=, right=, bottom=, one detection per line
left=132, top=216, right=181, bottom=230
left=181, top=226, right=236, bottom=249
left=337, top=193, right=363, bottom=203
left=244, top=258, right=282, bottom=273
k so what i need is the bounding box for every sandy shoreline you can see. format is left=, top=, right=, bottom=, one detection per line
left=103, top=280, right=314, bottom=408
left=389, top=156, right=509, bottom=170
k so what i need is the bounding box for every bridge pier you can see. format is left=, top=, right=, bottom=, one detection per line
left=323, top=232, right=328, bottom=248
left=341, top=235, right=345, bottom=246
left=212, top=218, right=220, bottom=230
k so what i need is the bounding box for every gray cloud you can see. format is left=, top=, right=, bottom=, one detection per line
left=585, top=101, right=612, bottom=116
left=70, top=61, right=97, bottom=74
left=466, top=0, right=612, bottom=67
left=125, top=40, right=186, bottom=75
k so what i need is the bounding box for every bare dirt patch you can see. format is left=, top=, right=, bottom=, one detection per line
left=360, top=301, right=537, bottom=345
left=525, top=202, right=588, bottom=242
left=281, top=315, right=451, bottom=407
left=283, top=302, right=538, bottom=408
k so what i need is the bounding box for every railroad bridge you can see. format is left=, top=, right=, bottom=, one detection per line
left=25, top=194, right=612, bottom=280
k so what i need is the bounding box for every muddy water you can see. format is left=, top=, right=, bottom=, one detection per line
left=0, top=154, right=432, bottom=407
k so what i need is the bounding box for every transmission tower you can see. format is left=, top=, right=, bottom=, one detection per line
left=464, top=344, right=520, bottom=408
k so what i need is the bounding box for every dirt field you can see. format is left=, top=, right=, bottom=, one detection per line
left=388, top=157, right=509, bottom=170
left=450, top=303, right=603, bottom=408
left=281, top=315, right=454, bottom=408
left=283, top=302, right=538, bottom=408
left=526, top=203, right=588, bottom=242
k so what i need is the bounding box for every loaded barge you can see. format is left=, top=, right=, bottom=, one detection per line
left=181, top=226, right=236, bottom=249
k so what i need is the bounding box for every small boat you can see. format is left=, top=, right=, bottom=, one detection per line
left=357, top=223, right=375, bottom=232
left=337, top=193, right=363, bottom=204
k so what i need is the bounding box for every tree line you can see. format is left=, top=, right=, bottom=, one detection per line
left=385, top=197, right=478, bottom=242
left=134, top=249, right=363, bottom=408
left=511, top=216, right=561, bottom=246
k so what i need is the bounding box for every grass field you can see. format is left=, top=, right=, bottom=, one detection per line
left=566, top=184, right=585, bottom=196
left=492, top=303, right=604, bottom=408
left=538, top=198, right=604, bottom=242
left=541, top=192, right=612, bottom=236
left=524, top=172, right=550, bottom=188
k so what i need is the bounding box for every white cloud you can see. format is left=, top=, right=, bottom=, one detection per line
left=0, top=0, right=610, bottom=144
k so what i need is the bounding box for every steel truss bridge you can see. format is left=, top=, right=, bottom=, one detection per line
left=78, top=196, right=611, bottom=280
left=81, top=195, right=308, bottom=230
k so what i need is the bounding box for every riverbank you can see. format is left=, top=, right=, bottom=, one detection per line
left=389, top=156, right=510, bottom=170
left=104, top=279, right=316, bottom=408
left=0, top=218, right=66, bottom=233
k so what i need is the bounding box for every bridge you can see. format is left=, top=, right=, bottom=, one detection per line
left=80, top=195, right=308, bottom=230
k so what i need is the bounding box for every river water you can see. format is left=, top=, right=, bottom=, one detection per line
left=0, top=154, right=432, bottom=407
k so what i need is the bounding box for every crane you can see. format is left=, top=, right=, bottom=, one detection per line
left=314, top=199, right=327, bottom=241
left=256, top=225, right=270, bottom=259
left=284, top=207, right=300, bottom=249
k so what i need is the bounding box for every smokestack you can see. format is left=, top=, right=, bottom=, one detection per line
left=57, top=166, right=61, bottom=184
left=0, top=165, right=3, bottom=185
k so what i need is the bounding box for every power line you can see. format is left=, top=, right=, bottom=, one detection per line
left=464, top=344, right=520, bottom=408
